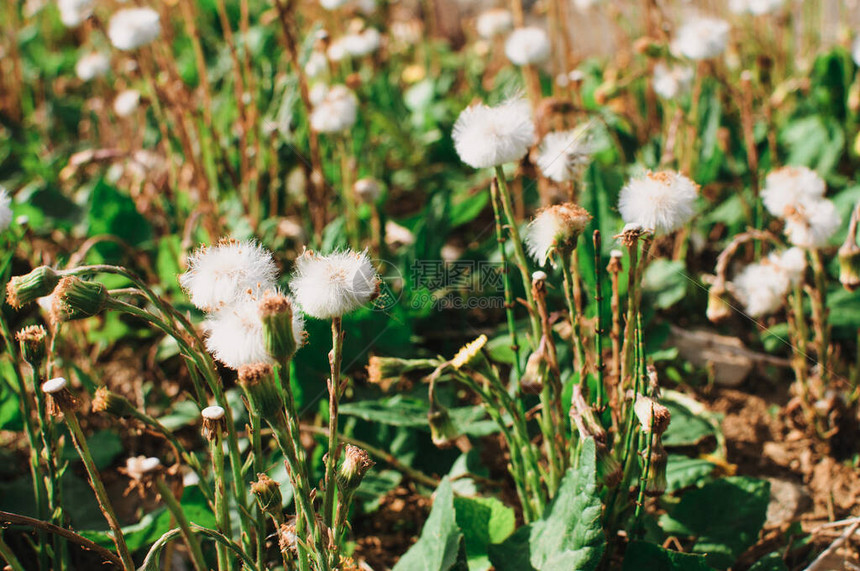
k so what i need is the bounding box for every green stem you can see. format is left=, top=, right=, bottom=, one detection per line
left=61, top=409, right=135, bottom=571
left=593, top=231, right=606, bottom=411
left=250, top=414, right=266, bottom=571
left=809, top=249, right=831, bottom=385
left=619, top=241, right=639, bottom=389
left=0, top=532, right=25, bottom=571
left=323, top=318, right=343, bottom=530
left=560, top=249, right=588, bottom=383
left=154, top=477, right=208, bottom=571
left=490, top=179, right=523, bottom=381
left=209, top=431, right=232, bottom=571
left=494, top=166, right=541, bottom=347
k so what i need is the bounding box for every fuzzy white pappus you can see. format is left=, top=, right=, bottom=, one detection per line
left=617, top=171, right=699, bottom=234
left=732, top=258, right=792, bottom=317
left=0, top=188, right=13, bottom=233
left=204, top=297, right=274, bottom=369
left=309, top=85, right=358, bottom=133
left=761, top=165, right=826, bottom=218
left=783, top=197, right=841, bottom=249
left=125, top=456, right=161, bottom=480
left=320, top=0, right=348, bottom=10
left=58, top=0, right=92, bottom=27
left=113, top=89, right=140, bottom=117
left=180, top=239, right=278, bottom=312
left=535, top=124, right=594, bottom=183
left=75, top=52, right=110, bottom=82
left=652, top=62, right=694, bottom=100
left=853, top=37, right=860, bottom=68
left=290, top=249, right=380, bottom=319
left=525, top=203, right=592, bottom=266
left=729, top=0, right=783, bottom=15
left=476, top=9, right=513, bottom=39
left=671, top=17, right=730, bottom=60
left=338, top=28, right=382, bottom=58
left=305, top=51, right=328, bottom=79
left=452, top=97, right=534, bottom=169
left=108, top=8, right=161, bottom=51
left=768, top=247, right=806, bottom=285
left=504, top=27, right=551, bottom=66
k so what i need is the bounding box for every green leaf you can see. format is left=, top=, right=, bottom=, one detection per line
left=454, top=496, right=515, bottom=570
left=62, top=429, right=122, bottom=470
left=489, top=438, right=605, bottom=571
left=449, top=191, right=490, bottom=229
left=748, top=553, right=789, bottom=571
left=340, top=396, right=496, bottom=437
left=661, top=400, right=716, bottom=448
left=642, top=260, right=688, bottom=310
left=660, top=477, right=770, bottom=569
left=393, top=477, right=469, bottom=571
left=86, top=180, right=152, bottom=261
left=0, top=375, right=22, bottom=431
left=622, top=541, right=715, bottom=571
left=665, top=456, right=717, bottom=494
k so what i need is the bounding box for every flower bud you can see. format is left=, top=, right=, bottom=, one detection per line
left=92, top=386, right=136, bottom=417
left=49, top=276, right=108, bottom=324
left=251, top=473, right=284, bottom=519
left=607, top=249, right=623, bottom=274
left=238, top=363, right=284, bottom=421
left=259, top=292, right=303, bottom=361
left=643, top=440, right=668, bottom=497
left=596, top=443, right=622, bottom=488
left=838, top=247, right=860, bottom=292
left=520, top=338, right=548, bottom=394
left=633, top=395, right=671, bottom=436
left=16, top=325, right=47, bottom=368
left=428, top=402, right=458, bottom=448
left=6, top=266, right=60, bottom=308
left=450, top=335, right=490, bottom=372
left=201, top=405, right=227, bottom=440
left=366, top=356, right=439, bottom=388
left=706, top=280, right=733, bottom=323
left=337, top=444, right=374, bottom=494
left=42, top=377, right=78, bottom=416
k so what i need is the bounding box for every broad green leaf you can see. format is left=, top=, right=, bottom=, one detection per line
left=449, top=191, right=490, bottom=229
left=340, top=396, right=496, bottom=437
left=454, top=496, right=515, bottom=570
left=0, top=376, right=22, bottom=431
left=660, top=477, right=770, bottom=569
left=393, top=477, right=469, bottom=571
left=665, top=456, right=717, bottom=493
left=622, top=541, right=714, bottom=571
left=157, top=400, right=202, bottom=430
left=661, top=400, right=716, bottom=448
left=642, top=260, right=688, bottom=310
left=86, top=179, right=152, bottom=261
left=489, top=438, right=605, bottom=571
left=62, top=429, right=123, bottom=470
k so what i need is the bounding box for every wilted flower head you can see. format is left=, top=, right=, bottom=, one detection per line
left=204, top=297, right=272, bottom=369
left=476, top=9, right=513, bottom=39
left=75, top=52, right=110, bottom=82
left=0, top=188, right=12, bottom=233
left=309, top=85, right=358, bottom=133
left=57, top=0, right=92, bottom=27
left=525, top=203, right=592, bottom=266
left=113, top=89, right=140, bottom=117
left=633, top=395, right=671, bottom=435
left=671, top=17, right=730, bottom=60
left=180, top=239, right=278, bottom=312
left=729, top=0, right=783, bottom=15
left=124, top=456, right=161, bottom=481
left=452, top=97, right=534, bottom=168
left=652, top=62, right=694, bottom=100
left=451, top=334, right=488, bottom=370
left=108, top=8, right=161, bottom=51
left=290, top=249, right=380, bottom=319
left=761, top=166, right=826, bottom=218
left=504, top=27, right=551, bottom=66
left=535, top=124, right=595, bottom=183
left=618, top=171, right=699, bottom=234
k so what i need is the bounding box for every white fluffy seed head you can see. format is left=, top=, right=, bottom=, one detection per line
left=309, top=85, right=358, bottom=134
left=320, top=0, right=348, bottom=9
left=535, top=124, right=595, bottom=183
left=75, top=52, right=110, bottom=82
left=113, top=89, right=140, bottom=117
left=125, top=456, right=161, bottom=480
left=617, top=171, right=699, bottom=234
left=452, top=97, right=535, bottom=169
left=729, top=0, right=784, bottom=15
left=671, top=17, right=730, bottom=60
left=761, top=166, right=826, bottom=218
left=476, top=9, right=513, bottom=39
left=201, top=405, right=225, bottom=420
left=42, top=377, right=68, bottom=394
left=334, top=28, right=381, bottom=58
left=853, top=36, right=860, bottom=68
left=180, top=239, right=278, bottom=312
left=504, top=27, right=551, bottom=66
left=0, top=188, right=12, bottom=233
left=305, top=51, right=328, bottom=79
left=768, top=247, right=806, bottom=285
left=108, top=8, right=161, bottom=51
left=204, top=297, right=273, bottom=369
left=290, top=249, right=380, bottom=319
left=732, top=259, right=791, bottom=317
left=783, top=198, right=841, bottom=249
left=58, top=0, right=92, bottom=27
left=652, top=62, right=694, bottom=100
left=525, top=203, right=592, bottom=266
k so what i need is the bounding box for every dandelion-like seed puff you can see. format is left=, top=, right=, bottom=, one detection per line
left=452, top=97, right=535, bottom=169
left=290, top=249, right=380, bottom=319
left=617, top=171, right=699, bottom=234
left=108, top=8, right=161, bottom=51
